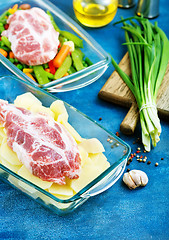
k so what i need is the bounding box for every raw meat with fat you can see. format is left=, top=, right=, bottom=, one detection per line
left=0, top=100, right=81, bottom=184
left=2, top=7, right=59, bottom=65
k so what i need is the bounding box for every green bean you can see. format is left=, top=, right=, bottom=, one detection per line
left=67, top=66, right=76, bottom=75
left=33, top=65, right=50, bottom=84
left=0, top=23, right=5, bottom=34
left=59, top=35, right=67, bottom=46
left=54, top=55, right=72, bottom=79
left=43, top=63, right=49, bottom=69
left=71, top=50, right=85, bottom=71
left=47, top=10, right=60, bottom=33
left=60, top=31, right=83, bottom=48
left=1, top=36, right=11, bottom=49
left=0, top=10, right=9, bottom=23
left=85, top=57, right=93, bottom=66
left=75, top=47, right=84, bottom=61
left=45, top=71, right=54, bottom=79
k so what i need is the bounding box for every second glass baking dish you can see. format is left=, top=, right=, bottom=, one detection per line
left=0, top=75, right=131, bottom=215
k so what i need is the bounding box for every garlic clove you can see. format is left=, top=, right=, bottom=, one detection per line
left=123, top=172, right=137, bottom=189
left=123, top=170, right=148, bottom=189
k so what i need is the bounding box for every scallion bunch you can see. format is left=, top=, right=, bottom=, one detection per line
left=111, top=16, right=169, bottom=151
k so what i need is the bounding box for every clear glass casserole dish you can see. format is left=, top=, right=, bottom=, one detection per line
left=0, top=0, right=111, bottom=92
left=0, top=76, right=131, bottom=215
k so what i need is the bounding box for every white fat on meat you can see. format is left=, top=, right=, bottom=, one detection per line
left=0, top=100, right=81, bottom=184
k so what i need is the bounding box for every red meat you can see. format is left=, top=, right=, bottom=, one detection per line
left=0, top=100, right=81, bottom=184
left=2, top=8, right=59, bottom=66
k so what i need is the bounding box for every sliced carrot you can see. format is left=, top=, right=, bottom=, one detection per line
left=0, top=48, right=8, bottom=57
left=25, top=72, right=36, bottom=82
left=53, top=44, right=70, bottom=68
left=9, top=51, right=15, bottom=59
left=45, top=68, right=50, bottom=73
left=8, top=4, right=18, bottom=14
left=12, top=4, right=18, bottom=10
left=63, top=72, right=69, bottom=77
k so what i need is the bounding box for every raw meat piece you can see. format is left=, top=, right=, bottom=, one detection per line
left=0, top=100, right=81, bottom=184
left=2, top=7, right=59, bottom=65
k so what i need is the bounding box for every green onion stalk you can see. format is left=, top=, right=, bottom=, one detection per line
left=111, top=16, right=169, bottom=151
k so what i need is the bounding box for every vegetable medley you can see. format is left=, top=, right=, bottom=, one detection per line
left=0, top=4, right=93, bottom=85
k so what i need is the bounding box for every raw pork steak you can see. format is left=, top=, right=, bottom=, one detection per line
left=2, top=7, right=59, bottom=65
left=0, top=100, right=81, bottom=184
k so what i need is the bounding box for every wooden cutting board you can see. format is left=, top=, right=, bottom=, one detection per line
left=98, top=52, right=169, bottom=135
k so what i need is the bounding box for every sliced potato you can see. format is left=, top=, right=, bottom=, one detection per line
left=0, top=139, right=22, bottom=166
left=70, top=158, right=104, bottom=193
left=61, top=120, right=82, bottom=143
left=17, top=165, right=52, bottom=189
left=48, top=183, right=73, bottom=196
left=78, top=145, right=88, bottom=167
left=14, top=92, right=42, bottom=109
left=30, top=105, right=54, bottom=118
left=50, top=100, right=68, bottom=122
left=1, top=158, right=21, bottom=173
left=78, top=138, right=105, bottom=154
left=90, top=153, right=110, bottom=173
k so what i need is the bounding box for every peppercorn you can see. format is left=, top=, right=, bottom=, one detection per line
left=147, top=161, right=151, bottom=165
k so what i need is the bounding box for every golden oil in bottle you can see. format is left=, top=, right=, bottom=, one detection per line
left=73, top=0, right=118, bottom=28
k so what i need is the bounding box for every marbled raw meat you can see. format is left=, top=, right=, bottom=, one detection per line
left=2, top=7, right=59, bottom=65
left=0, top=100, right=81, bottom=184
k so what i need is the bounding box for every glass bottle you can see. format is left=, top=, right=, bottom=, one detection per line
left=73, top=0, right=118, bottom=28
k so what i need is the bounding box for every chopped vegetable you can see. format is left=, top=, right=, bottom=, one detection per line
left=72, top=49, right=85, bottom=71
left=1, top=36, right=11, bottom=49
left=9, top=51, right=14, bottom=58
left=61, top=31, right=83, bottom=48
left=8, top=4, right=18, bottom=14
left=53, top=44, right=70, bottom=68
left=46, top=10, right=60, bottom=33
left=48, top=60, right=56, bottom=75
left=0, top=48, right=8, bottom=57
left=25, top=72, right=36, bottom=82
left=33, top=65, right=50, bottom=84
left=111, top=16, right=169, bottom=151
left=23, top=68, right=33, bottom=73
left=54, top=55, right=72, bottom=79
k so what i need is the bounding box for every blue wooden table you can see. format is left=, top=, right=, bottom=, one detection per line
left=0, top=0, right=169, bottom=239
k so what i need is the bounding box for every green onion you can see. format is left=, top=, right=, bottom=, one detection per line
left=111, top=17, right=169, bottom=151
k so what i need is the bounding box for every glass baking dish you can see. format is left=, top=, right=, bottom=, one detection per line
left=0, top=76, right=131, bottom=215
left=0, top=0, right=111, bottom=92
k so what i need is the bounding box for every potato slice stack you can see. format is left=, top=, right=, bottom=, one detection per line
left=0, top=93, right=110, bottom=199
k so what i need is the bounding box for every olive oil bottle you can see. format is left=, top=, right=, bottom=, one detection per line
left=73, top=0, right=118, bottom=28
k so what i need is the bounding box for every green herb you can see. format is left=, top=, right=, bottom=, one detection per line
left=111, top=16, right=169, bottom=151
